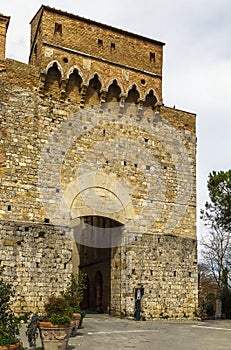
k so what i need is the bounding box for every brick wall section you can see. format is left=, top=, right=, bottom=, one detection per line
left=30, top=7, right=43, bottom=50
left=0, top=147, right=6, bottom=182
left=0, top=14, right=10, bottom=71
left=29, top=7, right=163, bottom=102
left=0, top=127, right=7, bottom=182
left=30, top=6, right=164, bottom=77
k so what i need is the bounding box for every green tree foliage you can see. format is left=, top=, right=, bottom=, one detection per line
left=62, top=272, right=87, bottom=326
left=44, top=295, right=73, bottom=324
left=200, top=170, right=231, bottom=318
left=63, top=272, right=87, bottom=311
left=198, top=263, right=217, bottom=318
left=201, top=170, right=231, bottom=288
left=0, top=268, right=19, bottom=346
left=202, top=170, right=231, bottom=231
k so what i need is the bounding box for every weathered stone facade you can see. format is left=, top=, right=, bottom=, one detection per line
left=0, top=6, right=198, bottom=318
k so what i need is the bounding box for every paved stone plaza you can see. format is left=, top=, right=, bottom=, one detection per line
left=71, top=314, right=231, bottom=350
left=20, top=314, right=231, bottom=349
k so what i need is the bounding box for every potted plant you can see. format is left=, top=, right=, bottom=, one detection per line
left=63, top=272, right=87, bottom=331
left=26, top=273, right=87, bottom=348
left=39, top=295, right=74, bottom=350
left=0, top=268, right=21, bottom=350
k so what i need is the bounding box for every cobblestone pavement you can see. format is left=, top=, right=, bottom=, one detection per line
left=20, top=314, right=231, bottom=350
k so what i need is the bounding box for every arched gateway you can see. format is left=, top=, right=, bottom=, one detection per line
left=64, top=171, right=134, bottom=314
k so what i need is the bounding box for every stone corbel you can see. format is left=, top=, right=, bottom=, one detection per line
left=79, top=84, right=88, bottom=108
left=39, top=70, right=46, bottom=95
left=60, top=79, right=67, bottom=101
left=100, top=89, right=107, bottom=104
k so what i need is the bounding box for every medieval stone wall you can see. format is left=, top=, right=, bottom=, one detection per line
left=0, top=220, right=72, bottom=314
left=111, top=234, right=198, bottom=318
left=0, top=6, right=198, bottom=318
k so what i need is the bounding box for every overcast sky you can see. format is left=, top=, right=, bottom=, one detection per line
left=1, top=0, right=231, bottom=239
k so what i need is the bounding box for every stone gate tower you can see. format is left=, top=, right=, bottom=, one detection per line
left=0, top=6, right=198, bottom=318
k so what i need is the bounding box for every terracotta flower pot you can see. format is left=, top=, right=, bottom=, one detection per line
left=8, top=344, right=20, bottom=350
left=39, top=322, right=73, bottom=350
left=0, top=343, right=20, bottom=350
left=72, top=313, right=81, bottom=327
left=39, top=321, right=53, bottom=327
left=71, top=313, right=81, bottom=336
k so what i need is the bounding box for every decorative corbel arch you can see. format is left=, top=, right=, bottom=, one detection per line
left=106, top=78, right=124, bottom=95
left=126, top=83, right=141, bottom=98
left=145, top=88, right=158, bottom=99
left=144, top=88, right=158, bottom=107
left=87, top=72, right=104, bottom=90
left=67, top=65, right=84, bottom=80
left=125, top=83, right=141, bottom=103
left=45, top=60, right=64, bottom=77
